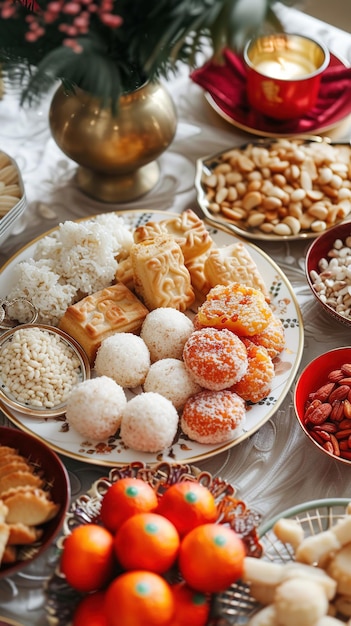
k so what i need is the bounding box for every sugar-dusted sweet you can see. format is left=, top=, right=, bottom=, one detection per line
left=197, top=282, right=273, bottom=336
left=181, top=389, right=246, bottom=444
left=183, top=327, right=248, bottom=391
left=229, top=339, right=274, bottom=403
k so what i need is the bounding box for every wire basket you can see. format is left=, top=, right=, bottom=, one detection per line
left=214, top=498, right=351, bottom=624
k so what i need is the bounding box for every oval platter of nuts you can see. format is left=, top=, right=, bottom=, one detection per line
left=195, top=137, right=351, bottom=241
left=0, top=209, right=303, bottom=467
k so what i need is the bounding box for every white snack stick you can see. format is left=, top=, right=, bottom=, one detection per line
left=242, top=557, right=285, bottom=586
left=327, top=543, right=351, bottom=595
left=249, top=582, right=277, bottom=606
left=274, top=578, right=329, bottom=626
left=330, top=516, right=351, bottom=546
left=282, top=562, right=337, bottom=600
left=247, top=604, right=278, bottom=626
left=295, top=530, right=341, bottom=566
left=273, top=518, right=304, bottom=549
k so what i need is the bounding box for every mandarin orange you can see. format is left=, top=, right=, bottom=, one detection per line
left=100, top=477, right=158, bottom=533
left=114, top=512, right=180, bottom=573
left=156, top=481, right=218, bottom=536
left=104, top=570, right=174, bottom=626
left=72, top=591, right=108, bottom=626
left=168, top=581, right=211, bottom=626
left=60, top=524, right=116, bottom=593
left=178, top=523, right=245, bottom=593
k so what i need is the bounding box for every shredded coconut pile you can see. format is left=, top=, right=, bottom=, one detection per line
left=6, top=214, right=134, bottom=326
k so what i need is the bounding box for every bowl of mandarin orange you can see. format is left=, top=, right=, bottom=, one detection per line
left=45, top=462, right=263, bottom=626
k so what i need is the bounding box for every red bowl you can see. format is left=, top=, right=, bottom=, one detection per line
left=0, top=426, right=70, bottom=578
left=294, top=348, right=351, bottom=466
left=305, top=221, right=351, bottom=327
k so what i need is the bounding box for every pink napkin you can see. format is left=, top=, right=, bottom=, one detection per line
left=191, top=49, right=351, bottom=134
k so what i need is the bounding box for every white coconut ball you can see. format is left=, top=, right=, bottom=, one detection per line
left=140, top=308, right=194, bottom=362
left=66, top=376, right=127, bottom=441
left=120, top=392, right=179, bottom=452
left=143, top=358, right=202, bottom=409
left=94, top=332, right=150, bottom=388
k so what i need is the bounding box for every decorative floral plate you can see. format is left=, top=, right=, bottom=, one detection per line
left=45, top=461, right=263, bottom=626
left=0, top=209, right=303, bottom=467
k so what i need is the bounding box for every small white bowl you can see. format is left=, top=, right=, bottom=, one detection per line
left=0, top=324, right=90, bottom=418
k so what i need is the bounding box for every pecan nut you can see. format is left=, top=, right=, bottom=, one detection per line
left=341, top=363, right=351, bottom=376
left=309, top=382, right=335, bottom=402
left=306, top=403, right=332, bottom=425
left=329, top=385, right=350, bottom=403
left=330, top=400, right=345, bottom=422
left=328, top=369, right=345, bottom=383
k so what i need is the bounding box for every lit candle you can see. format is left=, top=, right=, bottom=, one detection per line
left=254, top=55, right=317, bottom=79
left=243, top=33, right=330, bottom=120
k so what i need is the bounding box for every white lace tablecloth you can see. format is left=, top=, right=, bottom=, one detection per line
left=0, top=5, right=351, bottom=625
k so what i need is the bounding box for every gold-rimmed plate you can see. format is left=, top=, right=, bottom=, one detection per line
left=0, top=209, right=303, bottom=467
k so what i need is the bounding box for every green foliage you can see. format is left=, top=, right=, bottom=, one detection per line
left=0, top=0, right=296, bottom=108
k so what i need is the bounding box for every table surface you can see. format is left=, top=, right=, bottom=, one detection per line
left=0, top=5, right=351, bottom=625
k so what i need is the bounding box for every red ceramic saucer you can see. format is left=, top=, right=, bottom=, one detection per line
left=192, top=51, right=351, bottom=137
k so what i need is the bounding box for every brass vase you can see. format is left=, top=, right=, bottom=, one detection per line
left=49, top=81, right=178, bottom=203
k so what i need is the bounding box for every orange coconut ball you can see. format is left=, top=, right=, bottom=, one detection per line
left=229, top=339, right=274, bottom=403
left=249, top=315, right=285, bottom=359
left=181, top=389, right=246, bottom=444
left=197, top=282, right=273, bottom=337
left=182, top=327, right=248, bottom=391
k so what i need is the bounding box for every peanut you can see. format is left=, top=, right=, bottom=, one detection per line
left=201, top=139, right=351, bottom=237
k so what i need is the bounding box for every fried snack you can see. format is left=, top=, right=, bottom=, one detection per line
left=229, top=339, right=274, bottom=403
left=2, top=486, right=60, bottom=526
left=249, top=315, right=285, bottom=359
left=183, top=327, right=248, bottom=391
left=204, top=242, right=269, bottom=300
left=133, top=208, right=213, bottom=262
left=0, top=444, right=60, bottom=568
left=7, top=523, right=43, bottom=545
left=0, top=470, right=44, bottom=496
left=181, top=389, right=246, bottom=444
left=197, top=282, right=273, bottom=336
left=59, top=282, right=149, bottom=364
left=130, top=235, right=195, bottom=312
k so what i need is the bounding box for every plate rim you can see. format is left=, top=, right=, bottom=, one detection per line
left=0, top=208, right=304, bottom=467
